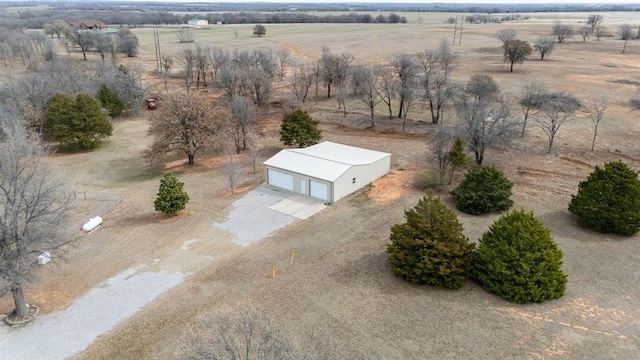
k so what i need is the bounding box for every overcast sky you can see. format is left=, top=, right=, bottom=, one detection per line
left=118, top=0, right=639, bottom=3
left=208, top=1, right=630, bottom=3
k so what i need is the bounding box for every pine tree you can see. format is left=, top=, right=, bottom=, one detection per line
left=568, top=161, right=640, bottom=236
left=97, top=83, right=124, bottom=118
left=448, top=137, right=470, bottom=184
left=451, top=166, right=513, bottom=215
left=44, top=92, right=113, bottom=150
left=279, top=109, right=322, bottom=148
left=387, top=194, right=475, bottom=289
left=154, top=172, right=190, bottom=215
left=472, top=209, right=567, bottom=304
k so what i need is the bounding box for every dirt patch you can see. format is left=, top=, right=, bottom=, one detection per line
left=367, top=170, right=416, bottom=205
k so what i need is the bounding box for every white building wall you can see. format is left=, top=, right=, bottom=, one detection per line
left=333, top=155, right=391, bottom=202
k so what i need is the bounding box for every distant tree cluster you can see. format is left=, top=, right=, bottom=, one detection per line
left=0, top=9, right=407, bottom=30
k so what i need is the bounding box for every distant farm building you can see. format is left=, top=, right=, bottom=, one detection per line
left=188, top=19, right=208, bottom=26
left=263, top=141, right=391, bottom=203
left=69, top=19, right=107, bottom=30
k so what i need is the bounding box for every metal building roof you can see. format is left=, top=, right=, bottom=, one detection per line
left=263, top=141, right=390, bottom=182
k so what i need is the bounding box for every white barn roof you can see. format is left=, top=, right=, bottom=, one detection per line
left=263, top=141, right=390, bottom=182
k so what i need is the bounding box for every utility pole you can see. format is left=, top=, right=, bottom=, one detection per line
left=452, top=15, right=458, bottom=45
left=458, top=15, right=464, bottom=45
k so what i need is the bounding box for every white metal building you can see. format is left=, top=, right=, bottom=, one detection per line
left=263, top=141, right=391, bottom=203
left=187, top=19, right=209, bottom=26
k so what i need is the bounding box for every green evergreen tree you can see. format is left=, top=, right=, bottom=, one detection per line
left=448, top=137, right=470, bottom=184
left=568, top=161, right=640, bottom=236
left=472, top=209, right=567, bottom=304
left=44, top=92, right=113, bottom=150
left=279, top=109, right=322, bottom=148
left=97, top=83, right=124, bottom=118
left=451, top=166, right=513, bottom=215
left=154, top=172, right=190, bottom=215
left=387, top=194, right=475, bottom=289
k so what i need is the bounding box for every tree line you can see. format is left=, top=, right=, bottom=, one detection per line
left=0, top=9, right=407, bottom=30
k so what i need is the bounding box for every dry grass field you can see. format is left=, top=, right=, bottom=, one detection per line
left=1, top=11, right=639, bottom=360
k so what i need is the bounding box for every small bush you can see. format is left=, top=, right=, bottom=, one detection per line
left=388, top=194, right=475, bottom=289
left=472, top=209, right=567, bottom=304
left=413, top=172, right=447, bottom=192
left=450, top=166, right=513, bottom=215
left=568, top=161, right=640, bottom=236
left=154, top=172, right=189, bottom=215
left=631, top=94, right=640, bottom=110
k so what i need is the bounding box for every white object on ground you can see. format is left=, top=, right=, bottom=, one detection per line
left=37, top=252, right=51, bottom=265
left=82, top=216, right=102, bottom=232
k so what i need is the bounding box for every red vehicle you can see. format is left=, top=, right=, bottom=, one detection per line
left=146, top=98, right=157, bottom=110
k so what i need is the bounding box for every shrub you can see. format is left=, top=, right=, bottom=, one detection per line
left=154, top=172, right=189, bottom=215
left=279, top=109, right=321, bottom=148
left=413, top=172, right=447, bottom=192
left=44, top=92, right=113, bottom=150
left=631, top=93, right=640, bottom=110
left=97, top=83, right=123, bottom=118
left=472, top=209, right=567, bottom=304
left=450, top=166, right=513, bottom=215
left=387, top=194, right=475, bottom=289
left=568, top=161, right=640, bottom=236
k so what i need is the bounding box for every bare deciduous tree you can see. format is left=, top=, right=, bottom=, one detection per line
left=64, top=28, right=94, bottom=60
left=351, top=64, right=383, bottom=126
left=431, top=130, right=454, bottom=182
left=586, top=14, right=604, bottom=33
left=207, top=47, right=229, bottom=84
left=144, top=92, right=231, bottom=165
left=246, top=133, right=264, bottom=173
left=319, top=47, right=354, bottom=99
left=389, top=53, right=418, bottom=119
left=536, top=92, right=580, bottom=153
left=178, top=47, right=195, bottom=91
left=177, top=306, right=338, bottom=360
left=416, top=40, right=456, bottom=125
left=230, top=95, right=257, bottom=153
left=495, top=29, right=517, bottom=44
left=95, top=33, right=115, bottom=61
left=593, top=25, right=607, bottom=40
left=551, top=20, right=574, bottom=43
left=223, top=147, right=243, bottom=194
left=519, top=80, right=548, bottom=137
left=176, top=28, right=195, bottom=43
left=454, top=75, right=518, bottom=165
left=619, top=24, right=633, bottom=54
left=377, top=68, right=395, bottom=119
left=0, top=114, right=72, bottom=323
left=219, top=66, right=241, bottom=103
left=289, top=62, right=315, bottom=104
left=584, top=96, right=608, bottom=151
left=577, top=26, right=591, bottom=42
left=160, top=53, right=173, bottom=91
left=193, top=44, right=209, bottom=89
left=276, top=47, right=291, bottom=81
left=533, top=37, right=556, bottom=60
left=502, top=39, right=533, bottom=72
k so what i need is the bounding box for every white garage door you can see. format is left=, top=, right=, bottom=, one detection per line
left=267, top=169, right=294, bottom=191
left=310, top=180, right=329, bottom=201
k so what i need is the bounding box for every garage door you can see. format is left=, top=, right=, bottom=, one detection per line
left=310, top=180, right=329, bottom=201
left=267, top=169, right=294, bottom=191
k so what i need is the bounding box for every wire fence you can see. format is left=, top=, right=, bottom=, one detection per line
left=63, top=191, right=123, bottom=203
